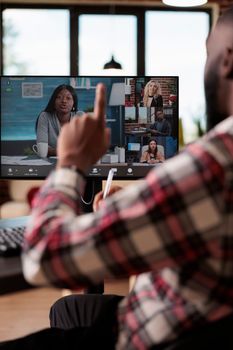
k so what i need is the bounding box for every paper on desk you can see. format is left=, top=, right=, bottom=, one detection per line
left=1, top=156, right=52, bottom=166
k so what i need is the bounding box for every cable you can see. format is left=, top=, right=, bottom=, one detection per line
left=80, top=180, right=95, bottom=205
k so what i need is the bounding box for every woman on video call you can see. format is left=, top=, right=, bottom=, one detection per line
left=35, top=84, right=80, bottom=157
left=142, top=79, right=163, bottom=108
left=140, top=138, right=164, bottom=164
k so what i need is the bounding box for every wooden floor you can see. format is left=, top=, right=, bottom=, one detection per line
left=0, top=287, right=63, bottom=341
left=0, top=279, right=129, bottom=342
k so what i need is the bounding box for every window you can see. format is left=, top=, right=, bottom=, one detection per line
left=79, top=15, right=137, bottom=76
left=3, top=9, right=69, bottom=75
left=146, top=11, right=209, bottom=141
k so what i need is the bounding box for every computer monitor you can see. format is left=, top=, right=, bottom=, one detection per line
left=0, top=76, right=178, bottom=179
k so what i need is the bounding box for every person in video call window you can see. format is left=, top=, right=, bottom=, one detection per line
left=140, top=138, right=164, bottom=164
left=1, top=7, right=233, bottom=350
left=149, top=109, right=171, bottom=136
left=141, top=79, right=163, bottom=107
left=35, top=84, right=79, bottom=157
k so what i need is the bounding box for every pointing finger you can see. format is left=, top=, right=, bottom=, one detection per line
left=94, top=83, right=106, bottom=127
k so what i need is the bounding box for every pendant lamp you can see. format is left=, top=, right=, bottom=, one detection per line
left=103, top=55, right=122, bottom=70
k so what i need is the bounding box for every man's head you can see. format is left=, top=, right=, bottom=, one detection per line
left=204, top=6, right=233, bottom=130
left=156, top=110, right=164, bottom=120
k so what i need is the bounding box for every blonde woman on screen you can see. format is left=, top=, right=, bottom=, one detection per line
left=142, top=79, right=163, bottom=107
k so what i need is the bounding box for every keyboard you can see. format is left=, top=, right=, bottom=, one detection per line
left=0, top=226, right=26, bottom=257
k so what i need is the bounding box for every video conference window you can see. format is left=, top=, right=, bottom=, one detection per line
left=124, top=77, right=178, bottom=164
left=1, top=76, right=178, bottom=179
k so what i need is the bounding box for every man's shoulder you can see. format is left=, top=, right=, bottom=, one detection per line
left=213, top=116, right=233, bottom=136
left=198, top=116, right=233, bottom=166
left=204, top=116, right=233, bottom=144
left=161, top=118, right=233, bottom=178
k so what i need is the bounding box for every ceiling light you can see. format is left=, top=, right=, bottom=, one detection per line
left=103, top=55, right=122, bottom=70
left=162, top=0, right=207, bottom=7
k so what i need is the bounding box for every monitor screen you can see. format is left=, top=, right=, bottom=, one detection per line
left=1, top=76, right=178, bottom=179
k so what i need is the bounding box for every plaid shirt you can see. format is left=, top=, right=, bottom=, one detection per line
left=23, top=117, right=233, bottom=349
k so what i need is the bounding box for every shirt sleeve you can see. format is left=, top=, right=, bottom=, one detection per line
left=22, top=135, right=227, bottom=289
left=36, top=112, right=49, bottom=144
left=158, top=94, right=163, bottom=107
left=165, top=120, right=172, bottom=136
left=157, top=151, right=164, bottom=162
left=140, top=151, right=148, bottom=163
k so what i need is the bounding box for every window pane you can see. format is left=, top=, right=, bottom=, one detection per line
left=79, top=15, right=137, bottom=76
left=3, top=9, right=69, bottom=75
left=146, top=11, right=209, bottom=142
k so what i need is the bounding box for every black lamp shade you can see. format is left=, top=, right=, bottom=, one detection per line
left=103, top=55, right=122, bottom=70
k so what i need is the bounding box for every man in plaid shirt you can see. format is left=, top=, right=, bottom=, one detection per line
left=1, top=7, right=233, bottom=350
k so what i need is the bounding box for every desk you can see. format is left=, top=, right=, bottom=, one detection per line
left=0, top=216, right=104, bottom=295
left=0, top=216, right=32, bottom=295
left=125, top=131, right=149, bottom=145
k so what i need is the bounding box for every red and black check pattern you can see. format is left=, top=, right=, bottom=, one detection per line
left=22, top=117, right=233, bottom=349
